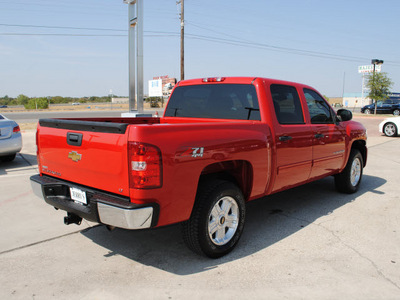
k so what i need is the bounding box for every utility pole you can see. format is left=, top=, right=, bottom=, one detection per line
left=179, top=0, right=184, bottom=81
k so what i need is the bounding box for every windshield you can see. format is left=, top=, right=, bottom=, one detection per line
left=164, top=84, right=261, bottom=120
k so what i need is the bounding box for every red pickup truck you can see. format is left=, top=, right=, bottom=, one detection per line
left=31, top=77, right=367, bottom=258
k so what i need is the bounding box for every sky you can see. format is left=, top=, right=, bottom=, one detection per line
left=0, top=0, right=399, bottom=98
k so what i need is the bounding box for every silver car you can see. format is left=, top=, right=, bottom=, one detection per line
left=0, top=114, right=22, bottom=162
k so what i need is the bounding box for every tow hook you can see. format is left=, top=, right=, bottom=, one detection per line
left=64, top=213, right=82, bottom=225
left=106, top=225, right=116, bottom=231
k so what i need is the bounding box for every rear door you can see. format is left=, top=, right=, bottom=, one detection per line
left=302, top=89, right=346, bottom=179
left=269, top=84, right=313, bottom=192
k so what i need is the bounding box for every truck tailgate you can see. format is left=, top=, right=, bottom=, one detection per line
left=37, top=119, right=130, bottom=197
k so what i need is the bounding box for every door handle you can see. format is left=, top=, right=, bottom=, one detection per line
left=279, top=135, right=293, bottom=142
left=67, top=132, right=83, bottom=146
left=315, top=133, right=325, bottom=139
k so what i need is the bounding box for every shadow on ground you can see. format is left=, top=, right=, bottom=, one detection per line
left=81, top=174, right=385, bottom=275
left=0, top=153, right=37, bottom=175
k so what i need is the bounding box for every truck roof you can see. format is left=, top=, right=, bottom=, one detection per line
left=177, top=77, right=314, bottom=90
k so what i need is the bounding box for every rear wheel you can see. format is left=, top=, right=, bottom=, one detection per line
left=1, top=153, right=16, bottom=162
left=383, top=122, right=397, bottom=137
left=393, top=109, right=400, bottom=116
left=182, top=180, right=246, bottom=258
left=335, top=149, right=363, bottom=194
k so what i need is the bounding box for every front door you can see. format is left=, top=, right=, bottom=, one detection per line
left=302, top=88, right=346, bottom=179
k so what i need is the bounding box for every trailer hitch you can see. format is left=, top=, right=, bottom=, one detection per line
left=64, top=213, right=82, bottom=225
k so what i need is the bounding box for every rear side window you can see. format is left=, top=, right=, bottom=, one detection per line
left=304, top=89, right=334, bottom=124
left=164, top=84, right=261, bottom=120
left=270, top=84, right=304, bottom=124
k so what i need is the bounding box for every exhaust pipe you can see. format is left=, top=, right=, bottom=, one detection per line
left=64, top=213, right=82, bottom=225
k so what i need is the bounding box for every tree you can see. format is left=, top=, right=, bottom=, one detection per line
left=366, top=72, right=393, bottom=114
left=16, top=94, right=29, bottom=106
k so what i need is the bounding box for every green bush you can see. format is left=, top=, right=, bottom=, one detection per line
left=24, top=97, right=49, bottom=109
left=146, top=97, right=162, bottom=108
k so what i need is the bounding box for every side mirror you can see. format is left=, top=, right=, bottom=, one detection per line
left=337, top=109, right=352, bottom=122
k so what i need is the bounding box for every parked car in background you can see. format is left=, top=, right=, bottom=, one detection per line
left=0, top=114, right=22, bottom=162
left=0, top=105, right=8, bottom=108
left=361, top=99, right=400, bottom=115
left=379, top=116, right=400, bottom=137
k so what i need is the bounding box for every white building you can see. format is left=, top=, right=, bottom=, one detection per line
left=111, top=97, right=129, bottom=104
left=342, top=93, right=370, bottom=108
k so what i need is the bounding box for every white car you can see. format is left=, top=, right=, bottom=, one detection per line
left=379, top=116, right=400, bottom=137
left=0, top=114, right=22, bottom=162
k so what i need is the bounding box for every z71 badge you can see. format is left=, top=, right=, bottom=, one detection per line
left=182, top=147, right=204, bottom=158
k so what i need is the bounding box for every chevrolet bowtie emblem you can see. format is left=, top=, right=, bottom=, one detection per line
left=68, top=151, right=82, bottom=162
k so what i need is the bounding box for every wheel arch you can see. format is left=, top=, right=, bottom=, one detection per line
left=392, top=108, right=400, bottom=115
left=351, top=139, right=367, bottom=167
left=198, top=160, right=253, bottom=201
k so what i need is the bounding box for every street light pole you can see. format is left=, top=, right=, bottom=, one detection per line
left=371, top=59, right=384, bottom=115
left=124, top=0, right=144, bottom=114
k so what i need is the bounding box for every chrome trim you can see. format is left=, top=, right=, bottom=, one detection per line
left=98, top=202, right=153, bottom=230
left=30, top=179, right=44, bottom=199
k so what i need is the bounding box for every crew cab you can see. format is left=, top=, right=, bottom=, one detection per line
left=31, top=77, right=367, bottom=258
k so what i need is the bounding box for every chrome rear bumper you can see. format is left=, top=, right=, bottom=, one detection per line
left=30, top=174, right=156, bottom=230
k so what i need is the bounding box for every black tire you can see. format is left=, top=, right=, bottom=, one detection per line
left=365, top=109, right=372, bottom=114
left=383, top=122, right=398, bottom=137
left=335, top=149, right=363, bottom=194
left=1, top=153, right=16, bottom=162
left=182, top=180, right=246, bottom=258
left=393, top=109, right=400, bottom=116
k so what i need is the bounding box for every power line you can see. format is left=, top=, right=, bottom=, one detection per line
left=0, top=23, right=126, bottom=32
left=1, top=24, right=399, bottom=66
left=0, top=33, right=127, bottom=37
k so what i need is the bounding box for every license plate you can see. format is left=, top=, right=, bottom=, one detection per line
left=70, top=187, right=87, bottom=205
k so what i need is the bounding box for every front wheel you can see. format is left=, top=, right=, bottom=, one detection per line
left=383, top=122, right=398, bottom=137
left=393, top=109, right=400, bottom=116
left=365, top=109, right=372, bottom=114
left=335, top=149, right=363, bottom=194
left=182, top=180, right=246, bottom=258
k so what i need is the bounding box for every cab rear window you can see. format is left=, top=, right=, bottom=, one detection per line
left=164, top=84, right=261, bottom=120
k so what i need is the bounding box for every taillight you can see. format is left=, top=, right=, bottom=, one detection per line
left=13, top=125, right=20, bottom=133
left=128, top=142, right=162, bottom=189
left=36, top=129, right=41, bottom=171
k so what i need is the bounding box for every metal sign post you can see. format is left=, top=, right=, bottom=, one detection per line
left=124, top=0, right=143, bottom=113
